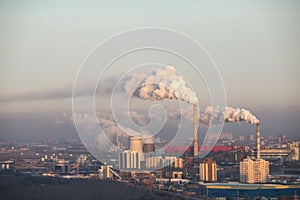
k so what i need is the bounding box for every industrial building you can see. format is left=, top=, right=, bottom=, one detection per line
left=119, top=150, right=141, bottom=169
left=199, top=183, right=300, bottom=199
left=145, top=156, right=183, bottom=170
left=250, top=142, right=299, bottom=161
left=0, top=160, right=14, bottom=170
left=99, top=165, right=121, bottom=180
left=53, top=159, right=71, bottom=174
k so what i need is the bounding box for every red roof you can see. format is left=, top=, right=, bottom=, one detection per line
left=165, top=146, right=233, bottom=154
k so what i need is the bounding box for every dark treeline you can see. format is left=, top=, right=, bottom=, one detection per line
left=0, top=174, right=187, bottom=200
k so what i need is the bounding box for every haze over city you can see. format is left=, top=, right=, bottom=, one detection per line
left=0, top=1, right=299, bottom=141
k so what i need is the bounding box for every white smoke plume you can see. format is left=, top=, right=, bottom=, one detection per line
left=170, top=105, right=259, bottom=126
left=123, top=111, right=150, bottom=127
left=98, top=112, right=159, bottom=145
left=124, top=66, right=198, bottom=104
left=199, top=106, right=260, bottom=125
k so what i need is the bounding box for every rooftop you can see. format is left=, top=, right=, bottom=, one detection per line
left=199, top=182, right=300, bottom=190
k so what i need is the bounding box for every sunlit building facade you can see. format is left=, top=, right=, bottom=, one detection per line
left=240, top=157, right=269, bottom=183
left=119, top=150, right=140, bottom=169
left=199, top=158, right=217, bottom=182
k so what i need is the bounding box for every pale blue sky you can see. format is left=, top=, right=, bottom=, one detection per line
left=0, top=1, right=299, bottom=139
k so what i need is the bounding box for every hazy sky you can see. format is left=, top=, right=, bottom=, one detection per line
left=0, top=1, right=299, bottom=140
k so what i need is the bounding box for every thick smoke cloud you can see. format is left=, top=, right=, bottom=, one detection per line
left=123, top=66, right=259, bottom=126
left=124, top=66, right=198, bottom=104
left=199, top=106, right=260, bottom=125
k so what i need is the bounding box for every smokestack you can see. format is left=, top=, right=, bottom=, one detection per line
left=193, top=103, right=198, bottom=157
left=256, top=123, right=261, bottom=160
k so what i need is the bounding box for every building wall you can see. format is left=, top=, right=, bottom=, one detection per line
left=199, top=158, right=217, bottom=182
left=145, top=156, right=177, bottom=169
left=240, top=157, right=269, bottom=183
left=119, top=150, right=140, bottom=169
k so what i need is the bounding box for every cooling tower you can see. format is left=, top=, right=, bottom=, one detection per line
left=256, top=123, right=261, bottom=160
left=193, top=103, right=199, bottom=157
left=130, top=136, right=143, bottom=153
left=129, top=136, right=144, bottom=161
left=143, top=143, right=155, bottom=154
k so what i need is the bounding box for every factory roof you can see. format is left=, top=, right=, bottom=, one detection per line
left=199, top=182, right=300, bottom=190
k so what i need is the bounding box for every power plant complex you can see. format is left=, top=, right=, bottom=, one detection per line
left=118, top=103, right=270, bottom=185
left=111, top=66, right=300, bottom=198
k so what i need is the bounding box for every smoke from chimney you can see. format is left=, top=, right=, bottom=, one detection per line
left=124, top=66, right=198, bottom=104
left=199, top=106, right=260, bottom=126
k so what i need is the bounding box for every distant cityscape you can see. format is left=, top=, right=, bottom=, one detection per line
left=1, top=130, right=299, bottom=199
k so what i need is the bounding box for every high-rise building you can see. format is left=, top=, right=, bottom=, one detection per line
left=239, top=135, right=245, bottom=142
left=240, top=157, right=269, bottom=183
left=174, top=158, right=183, bottom=169
left=119, top=150, right=140, bottom=169
left=279, top=133, right=287, bottom=143
left=199, top=158, right=217, bottom=182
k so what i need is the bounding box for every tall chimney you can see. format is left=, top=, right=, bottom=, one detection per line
left=193, top=103, right=198, bottom=157
left=256, top=123, right=261, bottom=160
